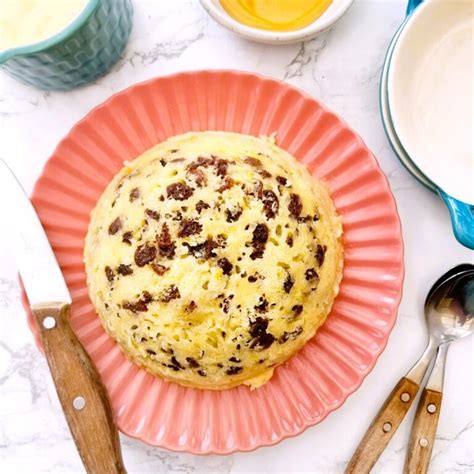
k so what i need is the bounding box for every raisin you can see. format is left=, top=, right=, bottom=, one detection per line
left=196, top=200, right=210, bottom=213
left=305, top=268, right=318, bottom=281
left=286, top=235, right=294, bottom=247
left=244, top=157, right=262, bottom=167
left=197, top=370, right=207, bottom=377
left=279, top=327, right=303, bottom=344
left=105, top=266, right=114, bottom=282
left=108, top=217, right=122, bottom=235
left=184, top=239, right=218, bottom=260
left=217, top=258, right=233, bottom=275
left=276, top=176, right=287, bottom=186
left=172, top=210, right=183, bottom=222
left=225, top=206, right=243, bottom=223
left=252, top=224, right=269, bottom=245
left=187, top=156, right=213, bottom=171
left=262, top=190, right=279, bottom=219
left=117, top=264, right=133, bottom=276
left=254, top=296, right=268, bottom=313
left=292, top=304, right=303, bottom=315
left=121, top=231, right=132, bottom=245
left=151, top=263, right=168, bottom=275
left=215, top=159, right=228, bottom=177
left=258, top=170, right=272, bottom=178
left=123, top=291, right=153, bottom=313
left=170, top=356, right=183, bottom=370
left=250, top=223, right=269, bottom=259
left=160, top=285, right=180, bottom=302
left=215, top=234, right=227, bottom=248
left=178, top=219, right=202, bottom=238
left=159, top=159, right=167, bottom=167
left=166, top=182, right=194, bottom=200
left=316, top=244, right=327, bottom=266
left=157, top=223, right=176, bottom=258
left=185, top=301, right=197, bottom=313
left=247, top=275, right=258, bottom=283
left=145, top=209, right=160, bottom=221
left=229, top=356, right=241, bottom=363
left=222, top=297, right=231, bottom=314
left=252, top=180, right=263, bottom=199
left=249, top=317, right=275, bottom=350
left=186, top=357, right=199, bottom=368
left=128, top=188, right=138, bottom=202
left=283, top=274, right=294, bottom=293
left=134, top=243, right=157, bottom=267
left=146, top=349, right=156, bottom=355
left=288, top=193, right=303, bottom=219
left=226, top=366, right=243, bottom=375
left=217, top=176, right=235, bottom=193
left=187, top=167, right=207, bottom=187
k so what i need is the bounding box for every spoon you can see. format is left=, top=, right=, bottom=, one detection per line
left=404, top=266, right=474, bottom=473
left=346, top=264, right=474, bottom=473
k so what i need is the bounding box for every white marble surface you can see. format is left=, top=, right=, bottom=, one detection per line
left=0, top=1, right=472, bottom=472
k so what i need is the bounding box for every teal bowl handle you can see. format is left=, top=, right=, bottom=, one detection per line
left=406, top=0, right=423, bottom=15
left=439, top=191, right=474, bottom=250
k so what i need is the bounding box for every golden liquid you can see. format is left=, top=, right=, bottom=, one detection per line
left=219, top=0, right=333, bottom=32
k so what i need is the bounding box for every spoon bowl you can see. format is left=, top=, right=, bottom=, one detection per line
left=425, top=265, right=474, bottom=344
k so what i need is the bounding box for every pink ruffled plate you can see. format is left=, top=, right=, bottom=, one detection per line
left=22, top=70, right=404, bottom=454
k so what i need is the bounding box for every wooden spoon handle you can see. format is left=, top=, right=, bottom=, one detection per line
left=404, top=388, right=442, bottom=474
left=32, top=303, right=126, bottom=474
left=345, top=377, right=419, bottom=474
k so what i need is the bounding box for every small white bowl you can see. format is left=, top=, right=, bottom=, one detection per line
left=200, top=0, right=354, bottom=44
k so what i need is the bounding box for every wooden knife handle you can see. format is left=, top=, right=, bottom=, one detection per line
left=345, top=377, right=420, bottom=474
left=404, top=388, right=443, bottom=474
left=32, top=303, right=126, bottom=474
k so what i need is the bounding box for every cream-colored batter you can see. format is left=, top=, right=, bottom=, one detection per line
left=0, top=0, right=88, bottom=51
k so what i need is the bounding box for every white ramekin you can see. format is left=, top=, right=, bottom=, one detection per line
left=199, top=0, right=354, bottom=44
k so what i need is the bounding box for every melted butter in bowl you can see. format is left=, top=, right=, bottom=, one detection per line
left=0, top=0, right=88, bottom=51
left=219, top=0, right=333, bottom=32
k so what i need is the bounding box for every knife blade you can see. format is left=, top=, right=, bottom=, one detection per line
left=0, top=159, right=70, bottom=307
left=0, top=158, right=126, bottom=473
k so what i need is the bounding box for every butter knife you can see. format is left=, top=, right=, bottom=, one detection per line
left=0, top=159, right=126, bottom=474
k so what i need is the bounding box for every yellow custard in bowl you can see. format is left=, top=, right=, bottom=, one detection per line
left=0, top=0, right=88, bottom=51
left=219, top=0, right=332, bottom=31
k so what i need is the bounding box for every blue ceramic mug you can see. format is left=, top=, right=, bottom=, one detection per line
left=0, top=0, right=133, bottom=90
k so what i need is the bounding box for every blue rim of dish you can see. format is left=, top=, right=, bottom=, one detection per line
left=0, top=0, right=99, bottom=64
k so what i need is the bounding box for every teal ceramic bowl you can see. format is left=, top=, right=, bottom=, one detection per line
left=380, top=0, right=474, bottom=250
left=0, top=0, right=133, bottom=90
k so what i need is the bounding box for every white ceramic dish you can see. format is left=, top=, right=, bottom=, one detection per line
left=383, top=0, right=474, bottom=250
left=379, top=17, right=435, bottom=191
left=199, top=0, right=354, bottom=44
left=388, top=0, right=473, bottom=205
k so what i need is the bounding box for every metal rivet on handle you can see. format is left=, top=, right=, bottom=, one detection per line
left=43, top=316, right=56, bottom=329
left=382, top=422, right=392, bottom=433
left=419, top=438, right=429, bottom=447
left=73, top=396, right=86, bottom=411
left=400, top=392, right=410, bottom=402
left=427, top=403, right=437, bottom=414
